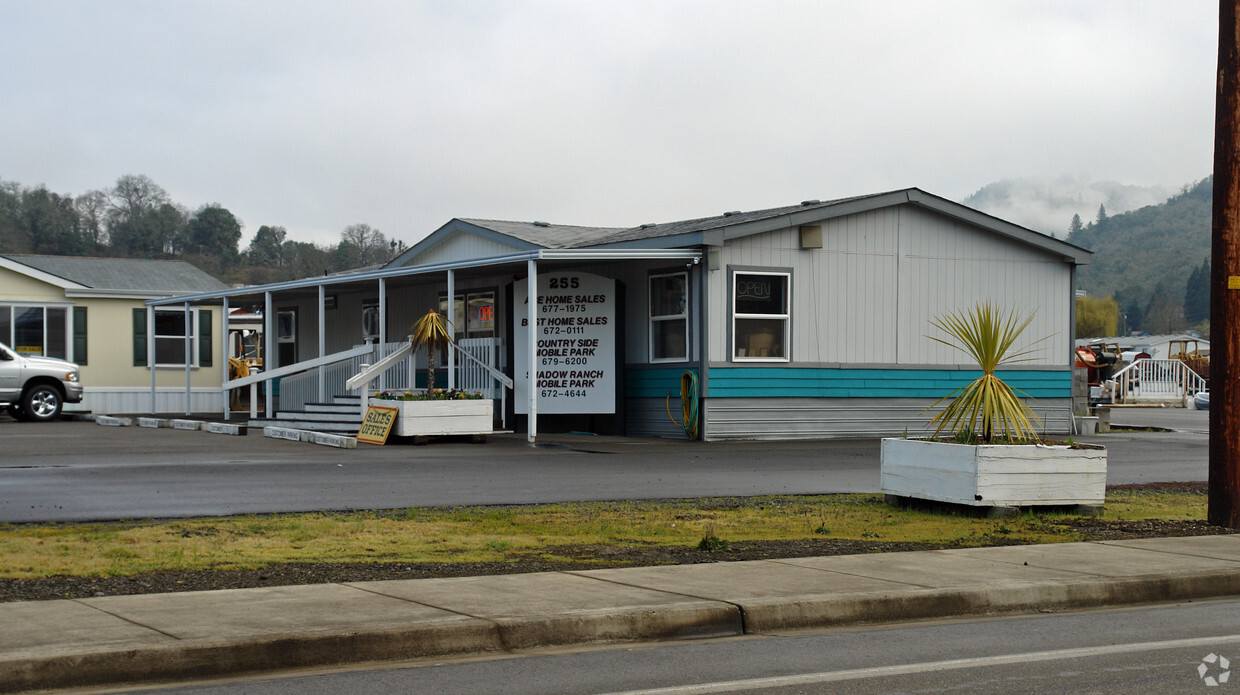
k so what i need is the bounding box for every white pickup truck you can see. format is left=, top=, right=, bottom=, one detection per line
left=0, top=341, right=83, bottom=421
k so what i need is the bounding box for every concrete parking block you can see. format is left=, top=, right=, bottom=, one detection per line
left=94, top=415, right=132, bottom=427
left=349, top=571, right=742, bottom=649
left=313, top=432, right=356, bottom=448
left=170, top=419, right=203, bottom=431
left=263, top=426, right=312, bottom=442
left=137, top=417, right=170, bottom=428
left=204, top=421, right=247, bottom=436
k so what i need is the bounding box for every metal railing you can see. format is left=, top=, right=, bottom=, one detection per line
left=1112, top=358, right=1208, bottom=406
left=279, top=341, right=411, bottom=412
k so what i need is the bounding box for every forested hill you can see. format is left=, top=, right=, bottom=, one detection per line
left=1067, top=176, right=1211, bottom=330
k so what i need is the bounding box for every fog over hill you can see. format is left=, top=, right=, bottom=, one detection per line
left=962, top=176, right=1179, bottom=238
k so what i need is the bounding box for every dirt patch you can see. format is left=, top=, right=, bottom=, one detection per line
left=3, top=523, right=1231, bottom=604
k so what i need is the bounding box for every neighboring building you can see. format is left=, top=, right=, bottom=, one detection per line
left=0, top=255, right=229, bottom=413
left=150, top=188, right=1091, bottom=440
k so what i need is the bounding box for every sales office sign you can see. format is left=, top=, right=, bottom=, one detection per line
left=514, top=271, right=616, bottom=414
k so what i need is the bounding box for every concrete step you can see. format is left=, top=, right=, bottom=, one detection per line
left=247, top=418, right=360, bottom=435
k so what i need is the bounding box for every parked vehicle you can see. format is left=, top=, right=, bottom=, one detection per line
left=1195, top=391, right=1210, bottom=411
left=0, top=341, right=83, bottom=421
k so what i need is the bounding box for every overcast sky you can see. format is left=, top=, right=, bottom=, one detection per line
left=1, top=0, right=1219, bottom=248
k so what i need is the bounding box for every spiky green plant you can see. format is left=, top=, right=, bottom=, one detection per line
left=408, top=309, right=453, bottom=393
left=926, top=302, right=1050, bottom=443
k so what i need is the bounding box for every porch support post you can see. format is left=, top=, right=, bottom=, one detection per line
left=148, top=305, right=156, bottom=413
left=223, top=296, right=230, bottom=421
left=184, top=302, right=192, bottom=416
left=527, top=259, right=538, bottom=443
left=378, top=278, right=387, bottom=391
left=264, top=291, right=274, bottom=416
left=318, top=285, right=326, bottom=403
left=447, top=269, right=456, bottom=390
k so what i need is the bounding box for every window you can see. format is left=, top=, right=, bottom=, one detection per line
left=154, top=309, right=195, bottom=366
left=131, top=307, right=212, bottom=368
left=0, top=304, right=71, bottom=359
left=732, top=271, right=789, bottom=361
left=438, top=290, right=496, bottom=340
left=649, top=272, right=688, bottom=362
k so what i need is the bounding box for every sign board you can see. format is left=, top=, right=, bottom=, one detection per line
left=514, top=272, right=616, bottom=414
left=357, top=405, right=399, bottom=444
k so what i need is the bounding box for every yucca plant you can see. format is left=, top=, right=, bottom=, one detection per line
left=408, top=309, right=453, bottom=393
left=926, top=302, right=1050, bottom=443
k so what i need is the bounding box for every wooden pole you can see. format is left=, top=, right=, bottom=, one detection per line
left=1210, top=0, right=1240, bottom=528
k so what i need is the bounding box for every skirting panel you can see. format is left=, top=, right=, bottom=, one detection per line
left=73, top=388, right=226, bottom=415
left=701, top=397, right=1073, bottom=441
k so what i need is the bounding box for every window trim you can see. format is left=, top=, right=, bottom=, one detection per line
left=152, top=307, right=199, bottom=369
left=648, top=270, right=689, bottom=363
left=0, top=302, right=74, bottom=361
left=730, top=269, right=791, bottom=363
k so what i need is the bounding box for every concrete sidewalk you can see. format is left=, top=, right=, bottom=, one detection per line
left=4, top=535, right=1240, bottom=693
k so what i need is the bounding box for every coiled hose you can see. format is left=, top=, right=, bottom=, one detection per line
left=666, top=370, right=700, bottom=440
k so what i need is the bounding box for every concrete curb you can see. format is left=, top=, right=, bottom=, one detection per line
left=2, top=566, right=1239, bottom=693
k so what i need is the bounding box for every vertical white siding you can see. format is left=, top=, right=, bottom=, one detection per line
left=707, top=205, right=1071, bottom=368
left=895, top=207, right=1069, bottom=366
left=405, top=233, right=520, bottom=266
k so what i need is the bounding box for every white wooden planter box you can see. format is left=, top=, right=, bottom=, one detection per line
left=880, top=438, right=1106, bottom=508
left=392, top=399, right=493, bottom=437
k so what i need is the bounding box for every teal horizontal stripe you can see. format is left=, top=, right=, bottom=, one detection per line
left=707, top=368, right=1071, bottom=399
left=627, top=367, right=700, bottom=399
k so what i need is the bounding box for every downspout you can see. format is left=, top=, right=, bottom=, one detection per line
left=378, top=278, right=387, bottom=391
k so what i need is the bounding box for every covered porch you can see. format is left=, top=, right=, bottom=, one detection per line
left=144, top=248, right=703, bottom=442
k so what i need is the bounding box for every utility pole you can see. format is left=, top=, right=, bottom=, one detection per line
left=1211, top=0, right=1240, bottom=528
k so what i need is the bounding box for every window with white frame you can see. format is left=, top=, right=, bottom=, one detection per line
left=154, top=309, right=196, bottom=366
left=0, top=304, right=70, bottom=359
left=732, top=271, right=789, bottom=361
left=649, top=272, right=688, bottom=362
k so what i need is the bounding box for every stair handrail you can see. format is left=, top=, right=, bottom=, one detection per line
left=226, top=344, right=373, bottom=390
left=1111, top=358, right=1207, bottom=405
left=345, top=341, right=412, bottom=392
left=452, top=341, right=514, bottom=389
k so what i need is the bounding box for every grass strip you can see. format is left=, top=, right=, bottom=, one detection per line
left=0, top=490, right=1207, bottom=579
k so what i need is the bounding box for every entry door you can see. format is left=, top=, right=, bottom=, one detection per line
left=276, top=309, right=297, bottom=366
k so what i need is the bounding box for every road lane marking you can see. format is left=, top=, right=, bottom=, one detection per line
left=597, top=634, right=1240, bottom=694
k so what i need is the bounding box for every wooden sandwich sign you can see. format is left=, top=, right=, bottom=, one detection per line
left=357, top=405, right=399, bottom=445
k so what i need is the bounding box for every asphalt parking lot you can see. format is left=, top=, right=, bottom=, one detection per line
left=0, top=407, right=1210, bottom=522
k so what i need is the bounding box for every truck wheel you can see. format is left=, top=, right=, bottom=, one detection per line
left=21, top=385, right=63, bottom=422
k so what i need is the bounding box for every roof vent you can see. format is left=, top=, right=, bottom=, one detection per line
left=801, top=199, right=821, bottom=206
left=532, top=221, right=550, bottom=227
left=722, top=210, right=742, bottom=217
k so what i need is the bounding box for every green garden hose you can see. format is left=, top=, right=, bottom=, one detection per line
left=666, top=370, right=700, bottom=440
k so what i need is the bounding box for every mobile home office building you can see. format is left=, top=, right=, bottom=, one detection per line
left=150, top=188, right=1091, bottom=441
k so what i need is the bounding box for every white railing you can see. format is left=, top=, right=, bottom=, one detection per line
left=344, top=337, right=512, bottom=427
left=1112, top=358, right=1208, bottom=406
left=279, top=341, right=412, bottom=412
left=458, top=338, right=506, bottom=398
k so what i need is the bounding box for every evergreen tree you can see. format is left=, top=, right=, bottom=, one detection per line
left=1069, top=213, right=1084, bottom=238
left=1184, top=257, right=1211, bottom=324
left=1096, top=203, right=1108, bottom=225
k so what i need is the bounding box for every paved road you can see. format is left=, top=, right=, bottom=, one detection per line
left=0, top=411, right=1208, bottom=523
left=122, top=598, right=1240, bottom=694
